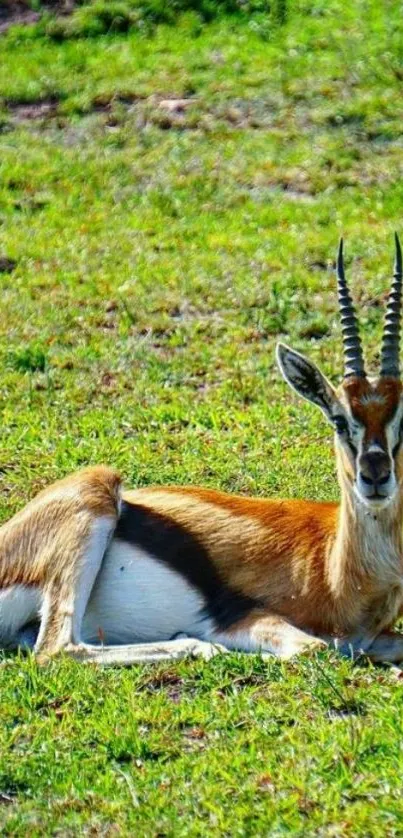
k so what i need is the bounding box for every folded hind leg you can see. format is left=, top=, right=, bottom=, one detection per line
left=31, top=468, right=122, bottom=662
left=35, top=514, right=118, bottom=662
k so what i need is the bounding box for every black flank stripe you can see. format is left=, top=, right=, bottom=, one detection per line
left=114, top=500, right=258, bottom=631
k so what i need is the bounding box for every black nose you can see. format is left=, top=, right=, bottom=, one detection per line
left=359, top=450, right=391, bottom=490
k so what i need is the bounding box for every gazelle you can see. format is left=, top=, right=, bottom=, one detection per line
left=2, top=236, right=403, bottom=666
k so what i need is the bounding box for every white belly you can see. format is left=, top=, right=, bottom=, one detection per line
left=82, top=541, right=210, bottom=645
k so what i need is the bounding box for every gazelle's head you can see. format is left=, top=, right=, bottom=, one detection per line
left=277, top=235, right=403, bottom=510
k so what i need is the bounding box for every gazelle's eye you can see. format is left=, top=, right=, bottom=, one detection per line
left=333, top=415, right=349, bottom=436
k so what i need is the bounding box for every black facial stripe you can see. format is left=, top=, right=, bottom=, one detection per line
left=114, top=500, right=259, bottom=631
left=333, top=415, right=349, bottom=435
left=347, top=440, right=358, bottom=457
left=332, top=414, right=358, bottom=457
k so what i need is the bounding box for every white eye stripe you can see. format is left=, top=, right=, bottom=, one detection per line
left=345, top=417, right=364, bottom=438
left=385, top=403, right=403, bottom=455
left=387, top=403, right=403, bottom=431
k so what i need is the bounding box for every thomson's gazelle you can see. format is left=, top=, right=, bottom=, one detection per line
left=2, top=237, right=403, bottom=665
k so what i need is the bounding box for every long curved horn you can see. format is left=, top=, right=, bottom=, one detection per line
left=336, top=238, right=366, bottom=378
left=380, top=233, right=403, bottom=378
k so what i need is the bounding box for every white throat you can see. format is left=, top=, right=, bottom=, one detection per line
left=346, top=481, right=402, bottom=584
left=328, top=476, right=403, bottom=595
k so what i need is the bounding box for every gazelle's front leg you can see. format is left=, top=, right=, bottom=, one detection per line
left=69, top=612, right=326, bottom=665
left=213, top=612, right=327, bottom=659
left=65, top=637, right=227, bottom=665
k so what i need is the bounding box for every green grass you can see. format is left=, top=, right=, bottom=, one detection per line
left=1, top=1, right=403, bottom=833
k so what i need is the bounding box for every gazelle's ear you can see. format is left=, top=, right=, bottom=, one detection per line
left=276, top=343, right=338, bottom=422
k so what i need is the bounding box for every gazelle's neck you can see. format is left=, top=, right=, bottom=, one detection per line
left=328, top=452, right=403, bottom=597
left=328, top=474, right=403, bottom=597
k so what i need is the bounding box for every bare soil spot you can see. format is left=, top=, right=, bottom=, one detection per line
left=3, top=88, right=297, bottom=138
left=0, top=2, right=76, bottom=33
left=7, top=96, right=60, bottom=123
left=0, top=10, right=40, bottom=33
left=281, top=186, right=316, bottom=202
left=159, top=98, right=195, bottom=114
left=91, top=92, right=144, bottom=113
left=86, top=93, right=275, bottom=133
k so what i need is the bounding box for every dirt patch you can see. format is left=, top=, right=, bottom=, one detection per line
left=3, top=89, right=312, bottom=140
left=0, top=2, right=76, bottom=34
left=91, top=92, right=144, bottom=112
left=158, top=98, right=195, bottom=114
left=280, top=185, right=316, bottom=202
left=0, top=10, right=40, bottom=33
left=84, top=93, right=202, bottom=132
left=6, top=96, right=60, bottom=123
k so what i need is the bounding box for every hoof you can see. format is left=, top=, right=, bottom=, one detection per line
left=188, top=640, right=228, bottom=661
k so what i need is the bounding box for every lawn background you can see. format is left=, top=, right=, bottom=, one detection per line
left=0, top=0, right=403, bottom=834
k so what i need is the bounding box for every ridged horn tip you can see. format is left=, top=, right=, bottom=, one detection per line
left=337, top=237, right=344, bottom=279
left=335, top=237, right=366, bottom=379
left=380, top=232, right=402, bottom=378
left=395, top=231, right=402, bottom=273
